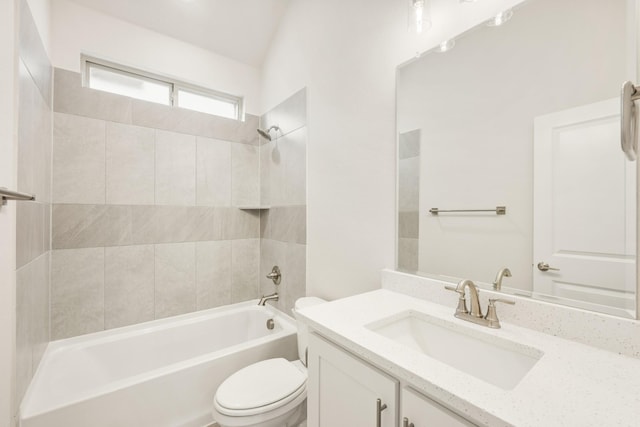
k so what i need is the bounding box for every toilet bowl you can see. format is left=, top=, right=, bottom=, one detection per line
left=212, top=297, right=326, bottom=427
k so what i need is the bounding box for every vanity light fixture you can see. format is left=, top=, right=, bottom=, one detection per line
left=436, top=39, right=456, bottom=53
left=487, top=9, right=514, bottom=27
left=408, top=0, right=432, bottom=34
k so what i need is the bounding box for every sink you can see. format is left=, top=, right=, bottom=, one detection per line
left=366, top=310, right=543, bottom=390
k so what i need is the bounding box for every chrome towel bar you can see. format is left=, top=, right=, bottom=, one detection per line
left=429, top=206, right=506, bottom=215
left=0, top=187, right=36, bottom=207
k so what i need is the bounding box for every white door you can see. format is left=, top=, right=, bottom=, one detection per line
left=533, top=98, right=636, bottom=316
left=307, top=333, right=398, bottom=427
left=400, top=387, right=476, bottom=427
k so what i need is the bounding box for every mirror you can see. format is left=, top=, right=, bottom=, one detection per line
left=396, top=0, right=638, bottom=318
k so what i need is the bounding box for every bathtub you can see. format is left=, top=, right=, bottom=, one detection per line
left=20, top=301, right=298, bottom=427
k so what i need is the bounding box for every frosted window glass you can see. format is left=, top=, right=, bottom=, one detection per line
left=89, top=65, right=171, bottom=105
left=178, top=89, right=238, bottom=119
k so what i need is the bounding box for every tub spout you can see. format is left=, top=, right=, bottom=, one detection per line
left=258, top=292, right=279, bottom=306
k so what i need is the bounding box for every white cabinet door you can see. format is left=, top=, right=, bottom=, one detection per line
left=307, top=333, right=398, bottom=427
left=400, top=387, right=476, bottom=427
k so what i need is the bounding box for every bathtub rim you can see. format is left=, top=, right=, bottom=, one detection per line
left=20, top=300, right=296, bottom=420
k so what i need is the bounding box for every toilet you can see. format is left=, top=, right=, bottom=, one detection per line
left=212, top=297, right=326, bottom=427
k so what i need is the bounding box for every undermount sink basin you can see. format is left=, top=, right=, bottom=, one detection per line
left=366, top=310, right=543, bottom=390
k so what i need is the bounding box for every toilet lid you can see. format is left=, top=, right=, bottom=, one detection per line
left=215, top=358, right=306, bottom=411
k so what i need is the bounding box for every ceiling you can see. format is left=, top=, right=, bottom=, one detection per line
left=67, top=0, right=291, bottom=67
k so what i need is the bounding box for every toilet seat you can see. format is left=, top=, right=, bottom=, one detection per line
left=214, top=358, right=307, bottom=417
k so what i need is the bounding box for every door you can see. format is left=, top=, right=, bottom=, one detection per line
left=400, top=387, right=476, bottom=427
left=533, top=98, right=636, bottom=315
left=307, top=333, right=398, bottom=427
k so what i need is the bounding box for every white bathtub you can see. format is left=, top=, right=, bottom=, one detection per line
left=20, top=301, right=298, bottom=427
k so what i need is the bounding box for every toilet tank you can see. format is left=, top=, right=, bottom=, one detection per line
left=293, top=297, right=326, bottom=365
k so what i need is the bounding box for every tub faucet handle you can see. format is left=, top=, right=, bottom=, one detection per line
left=266, top=266, right=281, bottom=285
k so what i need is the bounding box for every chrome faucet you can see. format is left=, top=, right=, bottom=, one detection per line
left=258, top=292, right=279, bottom=306
left=492, top=267, right=512, bottom=291
left=445, top=279, right=514, bottom=329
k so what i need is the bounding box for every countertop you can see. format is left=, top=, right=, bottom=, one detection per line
left=296, top=289, right=640, bottom=427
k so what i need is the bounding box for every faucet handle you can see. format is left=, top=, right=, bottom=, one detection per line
left=485, top=298, right=515, bottom=328
left=444, top=285, right=469, bottom=315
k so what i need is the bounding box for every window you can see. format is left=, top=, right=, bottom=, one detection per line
left=82, top=56, right=243, bottom=121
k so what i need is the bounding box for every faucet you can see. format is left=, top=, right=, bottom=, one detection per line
left=493, top=267, right=512, bottom=291
left=258, top=292, right=279, bottom=306
left=445, top=279, right=514, bottom=328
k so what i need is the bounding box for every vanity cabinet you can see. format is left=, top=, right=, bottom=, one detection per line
left=307, top=333, right=477, bottom=427
left=307, top=333, right=398, bottom=427
left=401, top=387, right=476, bottom=427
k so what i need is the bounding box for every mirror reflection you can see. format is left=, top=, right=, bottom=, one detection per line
left=396, top=0, right=637, bottom=318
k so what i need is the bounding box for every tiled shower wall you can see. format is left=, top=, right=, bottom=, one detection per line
left=15, top=0, right=53, bottom=405
left=51, top=69, right=262, bottom=339
left=259, top=89, right=307, bottom=314
left=398, top=129, right=420, bottom=271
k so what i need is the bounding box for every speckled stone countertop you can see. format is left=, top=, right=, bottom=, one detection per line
left=297, top=289, right=640, bottom=427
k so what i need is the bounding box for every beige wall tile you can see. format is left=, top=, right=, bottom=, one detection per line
left=51, top=248, right=105, bottom=340
left=16, top=264, right=32, bottom=404
left=398, top=238, right=419, bottom=271
left=260, top=88, right=307, bottom=138
left=196, top=241, right=232, bottom=310
left=30, top=253, right=50, bottom=373
left=260, top=206, right=306, bottom=244
left=398, top=156, right=420, bottom=212
left=196, top=137, right=231, bottom=206
left=105, top=245, right=155, bottom=329
left=231, top=239, right=259, bottom=303
left=231, top=143, right=259, bottom=206
left=398, top=211, right=419, bottom=238
left=399, top=129, right=420, bottom=160
left=54, top=69, right=132, bottom=123
left=19, top=0, right=52, bottom=106
left=132, top=100, right=259, bottom=145
left=155, top=130, right=196, bottom=206
left=16, top=202, right=45, bottom=268
left=53, top=113, right=106, bottom=204
left=106, top=122, right=155, bottom=205
left=155, top=242, right=196, bottom=318
left=283, top=128, right=307, bottom=206
left=260, top=239, right=285, bottom=305
left=52, top=204, right=132, bottom=249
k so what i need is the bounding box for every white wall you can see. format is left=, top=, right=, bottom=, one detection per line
left=26, top=0, right=51, bottom=56
left=50, top=0, right=262, bottom=115
left=261, top=0, right=526, bottom=300
left=0, top=0, right=18, bottom=424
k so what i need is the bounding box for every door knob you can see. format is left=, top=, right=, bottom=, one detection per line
left=537, top=262, right=560, bottom=272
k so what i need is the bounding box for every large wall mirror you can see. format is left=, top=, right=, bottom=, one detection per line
left=396, top=0, right=638, bottom=318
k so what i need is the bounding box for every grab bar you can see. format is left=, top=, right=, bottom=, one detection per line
left=429, top=206, right=506, bottom=215
left=621, top=81, right=640, bottom=161
left=0, top=187, right=36, bottom=208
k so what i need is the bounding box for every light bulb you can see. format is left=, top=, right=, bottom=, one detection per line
left=408, top=0, right=432, bottom=34
left=487, top=9, right=513, bottom=27
left=436, top=39, right=456, bottom=53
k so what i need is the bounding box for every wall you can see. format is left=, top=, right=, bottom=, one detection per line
left=260, top=0, right=526, bottom=301
left=397, top=129, right=420, bottom=271
left=397, top=0, right=628, bottom=290
left=15, top=0, right=53, bottom=416
left=50, top=0, right=262, bottom=115
left=0, top=0, right=19, bottom=423
left=259, top=89, right=307, bottom=313
left=50, top=69, right=262, bottom=339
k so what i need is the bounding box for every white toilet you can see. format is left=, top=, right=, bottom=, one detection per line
left=212, top=297, right=326, bottom=427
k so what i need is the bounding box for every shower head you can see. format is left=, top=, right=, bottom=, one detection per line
left=257, top=125, right=281, bottom=141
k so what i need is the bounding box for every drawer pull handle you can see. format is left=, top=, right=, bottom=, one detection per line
left=376, top=398, right=388, bottom=427
left=403, top=417, right=415, bottom=427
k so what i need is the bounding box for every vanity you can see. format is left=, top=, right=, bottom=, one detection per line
left=297, top=273, right=640, bottom=426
